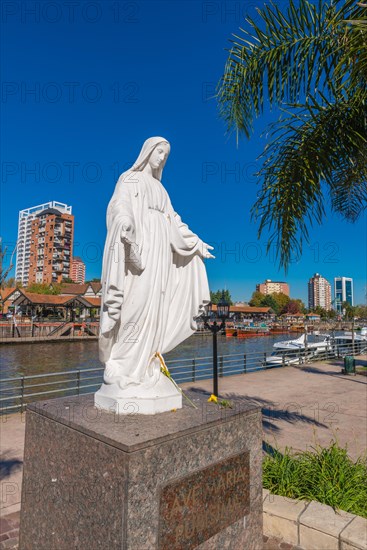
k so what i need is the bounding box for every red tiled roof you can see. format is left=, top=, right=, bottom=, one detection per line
left=14, top=291, right=77, bottom=306
left=13, top=290, right=100, bottom=308
left=0, top=287, right=17, bottom=301
left=89, top=282, right=102, bottom=293
left=60, top=283, right=88, bottom=295
left=83, top=296, right=101, bottom=307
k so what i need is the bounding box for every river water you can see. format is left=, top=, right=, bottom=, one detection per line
left=0, top=333, right=297, bottom=379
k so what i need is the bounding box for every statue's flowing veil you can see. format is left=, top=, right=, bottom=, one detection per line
left=129, top=136, right=170, bottom=181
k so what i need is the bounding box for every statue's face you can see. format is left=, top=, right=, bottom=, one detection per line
left=148, top=142, right=170, bottom=170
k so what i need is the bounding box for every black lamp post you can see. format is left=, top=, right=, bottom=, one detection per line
left=202, top=292, right=230, bottom=396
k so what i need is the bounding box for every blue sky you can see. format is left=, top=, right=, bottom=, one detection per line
left=1, top=0, right=366, bottom=304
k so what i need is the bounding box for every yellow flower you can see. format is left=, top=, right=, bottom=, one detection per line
left=208, top=394, right=218, bottom=403
left=171, top=408, right=177, bottom=412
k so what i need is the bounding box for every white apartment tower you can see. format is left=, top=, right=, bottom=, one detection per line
left=16, top=201, right=72, bottom=286
left=334, top=276, right=354, bottom=314
left=308, top=273, right=332, bottom=311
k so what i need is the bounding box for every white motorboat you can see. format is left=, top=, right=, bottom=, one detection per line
left=332, top=327, right=367, bottom=355
left=264, top=333, right=332, bottom=368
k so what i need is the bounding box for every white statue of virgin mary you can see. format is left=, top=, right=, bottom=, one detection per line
left=95, top=137, right=213, bottom=414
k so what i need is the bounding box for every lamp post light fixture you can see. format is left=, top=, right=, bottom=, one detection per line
left=202, top=292, right=230, bottom=397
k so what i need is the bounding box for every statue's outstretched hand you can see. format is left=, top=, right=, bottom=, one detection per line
left=200, top=242, right=215, bottom=259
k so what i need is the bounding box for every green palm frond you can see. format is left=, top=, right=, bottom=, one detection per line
left=218, top=0, right=367, bottom=269
left=338, top=13, right=367, bottom=86
left=252, top=91, right=367, bottom=268
left=218, top=0, right=362, bottom=138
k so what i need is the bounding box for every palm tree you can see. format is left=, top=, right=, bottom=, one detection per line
left=218, top=0, right=367, bottom=269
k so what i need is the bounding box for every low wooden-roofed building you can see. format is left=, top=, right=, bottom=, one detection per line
left=13, top=290, right=100, bottom=320
left=212, top=304, right=274, bottom=321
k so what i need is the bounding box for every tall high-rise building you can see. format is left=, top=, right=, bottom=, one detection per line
left=70, top=257, right=86, bottom=284
left=334, top=276, right=354, bottom=313
left=16, top=201, right=73, bottom=286
left=256, top=279, right=290, bottom=296
left=28, top=207, right=74, bottom=285
left=308, top=273, right=332, bottom=311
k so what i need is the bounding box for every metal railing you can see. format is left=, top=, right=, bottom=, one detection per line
left=1, top=341, right=366, bottom=414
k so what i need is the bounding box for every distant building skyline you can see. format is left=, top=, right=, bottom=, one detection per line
left=256, top=279, right=290, bottom=296
left=308, top=273, right=332, bottom=311
left=11, top=204, right=362, bottom=308
left=71, top=256, right=86, bottom=285
left=334, top=276, right=354, bottom=313
left=16, top=201, right=73, bottom=286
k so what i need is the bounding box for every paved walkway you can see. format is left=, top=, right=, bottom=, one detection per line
left=182, top=357, right=367, bottom=461
left=1, top=357, right=366, bottom=548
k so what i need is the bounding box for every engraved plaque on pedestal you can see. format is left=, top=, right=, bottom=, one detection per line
left=159, top=451, right=250, bottom=550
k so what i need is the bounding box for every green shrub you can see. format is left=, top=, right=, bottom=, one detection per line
left=263, top=441, right=367, bottom=518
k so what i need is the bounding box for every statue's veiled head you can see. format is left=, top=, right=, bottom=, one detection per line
left=131, top=137, right=170, bottom=181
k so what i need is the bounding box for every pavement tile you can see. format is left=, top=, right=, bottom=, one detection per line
left=4, top=532, right=17, bottom=540
left=0, top=524, right=10, bottom=538
left=263, top=534, right=304, bottom=549
left=0, top=540, right=18, bottom=550
left=1, top=515, right=19, bottom=527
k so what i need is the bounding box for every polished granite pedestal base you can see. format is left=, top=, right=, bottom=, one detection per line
left=19, top=393, right=263, bottom=550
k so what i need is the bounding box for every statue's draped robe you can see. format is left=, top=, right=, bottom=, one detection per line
left=99, top=171, right=210, bottom=388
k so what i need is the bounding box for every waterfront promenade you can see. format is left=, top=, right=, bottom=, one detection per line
left=1, top=357, right=366, bottom=548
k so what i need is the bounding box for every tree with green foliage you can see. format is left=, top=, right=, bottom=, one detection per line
left=342, top=301, right=358, bottom=320
left=355, top=304, right=367, bottom=319
left=1, top=277, right=22, bottom=289
left=272, top=292, right=290, bottom=312
left=218, top=0, right=367, bottom=269
left=261, top=294, right=279, bottom=314
left=249, top=291, right=265, bottom=307
left=0, top=238, right=16, bottom=288
left=210, top=289, right=233, bottom=305
left=62, top=277, right=75, bottom=284
left=250, top=290, right=305, bottom=315
left=313, top=306, right=328, bottom=319
left=326, top=308, right=337, bottom=320
left=27, top=283, right=62, bottom=295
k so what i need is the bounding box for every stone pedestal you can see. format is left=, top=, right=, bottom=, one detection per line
left=19, top=393, right=263, bottom=549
